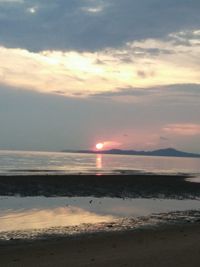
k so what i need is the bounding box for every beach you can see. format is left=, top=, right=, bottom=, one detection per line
left=0, top=223, right=200, bottom=267
left=0, top=173, right=200, bottom=266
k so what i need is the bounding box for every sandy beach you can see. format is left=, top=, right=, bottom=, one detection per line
left=0, top=223, right=200, bottom=267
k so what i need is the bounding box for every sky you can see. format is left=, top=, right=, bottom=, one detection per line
left=0, top=0, right=200, bottom=153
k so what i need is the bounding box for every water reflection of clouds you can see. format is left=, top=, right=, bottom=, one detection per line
left=0, top=196, right=200, bottom=233
left=186, top=176, right=200, bottom=184
left=0, top=206, right=115, bottom=232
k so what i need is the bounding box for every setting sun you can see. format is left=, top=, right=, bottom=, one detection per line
left=96, top=143, right=104, bottom=150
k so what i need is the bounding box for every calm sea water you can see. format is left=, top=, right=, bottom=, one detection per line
left=0, top=150, right=200, bottom=176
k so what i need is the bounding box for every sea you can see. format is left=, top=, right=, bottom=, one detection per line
left=0, top=149, right=200, bottom=176
left=0, top=150, right=200, bottom=241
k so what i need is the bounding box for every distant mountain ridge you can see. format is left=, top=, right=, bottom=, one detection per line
left=62, top=148, right=200, bottom=158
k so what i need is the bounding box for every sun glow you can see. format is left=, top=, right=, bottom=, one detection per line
left=96, top=143, right=104, bottom=150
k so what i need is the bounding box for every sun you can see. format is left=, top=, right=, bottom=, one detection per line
left=96, top=143, right=104, bottom=150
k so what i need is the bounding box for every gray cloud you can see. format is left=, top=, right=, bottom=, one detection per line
left=137, top=70, right=155, bottom=79
left=160, top=136, right=169, bottom=141
left=91, top=83, right=200, bottom=96
left=0, top=0, right=200, bottom=51
left=90, top=84, right=200, bottom=109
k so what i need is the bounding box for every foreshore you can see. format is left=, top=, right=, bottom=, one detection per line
left=0, top=223, right=200, bottom=267
left=1, top=173, right=200, bottom=266
left=0, top=173, right=200, bottom=198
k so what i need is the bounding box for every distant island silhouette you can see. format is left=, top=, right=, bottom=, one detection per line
left=62, top=148, right=200, bottom=158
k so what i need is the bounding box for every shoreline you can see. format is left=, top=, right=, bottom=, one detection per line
left=0, top=208, right=200, bottom=242
left=1, top=222, right=200, bottom=266
left=0, top=209, right=200, bottom=242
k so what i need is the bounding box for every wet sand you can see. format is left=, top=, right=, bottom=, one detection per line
left=0, top=223, right=200, bottom=267
left=0, top=174, right=200, bottom=198
left=1, top=174, right=200, bottom=266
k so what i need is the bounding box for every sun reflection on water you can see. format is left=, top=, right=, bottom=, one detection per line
left=96, top=154, right=102, bottom=169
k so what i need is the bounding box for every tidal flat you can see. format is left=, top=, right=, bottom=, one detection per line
left=0, top=173, right=200, bottom=266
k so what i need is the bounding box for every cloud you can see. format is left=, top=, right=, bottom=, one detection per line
left=0, top=29, right=200, bottom=98
left=160, top=136, right=169, bottom=141
left=82, top=7, right=103, bottom=13
left=0, top=0, right=200, bottom=51
left=163, top=124, right=200, bottom=136
left=102, top=141, right=122, bottom=149
left=26, top=6, right=38, bottom=14
left=81, top=0, right=108, bottom=14
left=93, top=83, right=200, bottom=106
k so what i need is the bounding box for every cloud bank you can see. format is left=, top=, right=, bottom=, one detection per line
left=1, top=0, right=200, bottom=51
left=0, top=29, right=200, bottom=98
